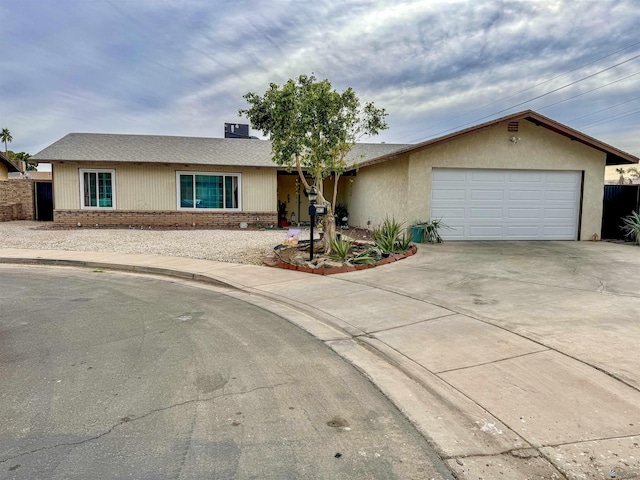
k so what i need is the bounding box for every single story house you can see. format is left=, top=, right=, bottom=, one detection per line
left=31, top=110, right=638, bottom=240
left=30, top=132, right=404, bottom=229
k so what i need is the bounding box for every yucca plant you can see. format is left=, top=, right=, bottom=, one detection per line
left=329, top=235, right=354, bottom=261
left=421, top=218, right=451, bottom=243
left=397, top=231, right=413, bottom=251
left=621, top=211, right=640, bottom=245
left=373, top=217, right=406, bottom=254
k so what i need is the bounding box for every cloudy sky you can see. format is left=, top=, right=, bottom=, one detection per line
left=1, top=0, right=639, bottom=164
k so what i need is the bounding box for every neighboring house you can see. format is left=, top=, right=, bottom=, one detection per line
left=0, top=151, right=35, bottom=222
left=31, top=110, right=638, bottom=240
left=30, top=134, right=404, bottom=228
left=345, top=110, right=638, bottom=240
left=0, top=151, right=21, bottom=180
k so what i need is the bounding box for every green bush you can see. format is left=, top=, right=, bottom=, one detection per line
left=329, top=235, right=354, bottom=261
left=373, top=217, right=408, bottom=254
left=621, top=211, right=640, bottom=245
left=414, top=218, right=451, bottom=243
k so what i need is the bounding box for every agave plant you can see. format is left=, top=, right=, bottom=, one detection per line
left=373, top=217, right=407, bottom=254
left=621, top=211, right=640, bottom=245
left=329, top=235, right=354, bottom=261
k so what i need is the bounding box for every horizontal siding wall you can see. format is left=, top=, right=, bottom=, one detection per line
left=52, top=163, right=277, bottom=212
left=53, top=163, right=80, bottom=209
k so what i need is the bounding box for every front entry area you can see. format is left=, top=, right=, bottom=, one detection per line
left=431, top=168, right=582, bottom=240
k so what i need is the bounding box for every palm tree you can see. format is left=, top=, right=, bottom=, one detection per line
left=1, top=128, right=12, bottom=153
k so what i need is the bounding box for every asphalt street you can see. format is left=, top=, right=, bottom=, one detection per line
left=0, top=265, right=453, bottom=480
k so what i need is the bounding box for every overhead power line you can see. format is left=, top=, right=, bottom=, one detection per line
left=394, top=40, right=640, bottom=142
left=577, top=107, right=640, bottom=129
left=567, top=96, right=640, bottom=122
left=407, top=53, right=640, bottom=143
left=537, top=71, right=640, bottom=111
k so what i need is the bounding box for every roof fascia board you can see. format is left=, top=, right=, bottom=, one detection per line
left=358, top=109, right=638, bottom=168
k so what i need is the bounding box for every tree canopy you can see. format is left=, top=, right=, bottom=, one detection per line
left=1, top=128, right=12, bottom=153
left=7, top=151, right=36, bottom=171
left=239, top=74, right=388, bottom=249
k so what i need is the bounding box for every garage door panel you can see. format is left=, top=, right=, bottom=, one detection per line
left=432, top=207, right=465, bottom=220
left=509, top=171, right=544, bottom=182
left=471, top=170, right=506, bottom=182
left=431, top=168, right=581, bottom=240
left=509, top=190, right=541, bottom=200
left=508, top=208, right=541, bottom=219
left=444, top=225, right=466, bottom=239
left=545, top=190, right=578, bottom=201
left=471, top=189, right=504, bottom=200
left=433, top=169, right=467, bottom=181
left=432, top=189, right=466, bottom=200
left=468, top=225, right=504, bottom=238
left=544, top=208, right=577, bottom=219
left=545, top=171, right=581, bottom=183
left=469, top=208, right=503, bottom=219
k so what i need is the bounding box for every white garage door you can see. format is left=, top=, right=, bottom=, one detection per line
left=431, top=168, right=582, bottom=240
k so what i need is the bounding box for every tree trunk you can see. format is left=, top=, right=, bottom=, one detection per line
left=322, top=205, right=336, bottom=254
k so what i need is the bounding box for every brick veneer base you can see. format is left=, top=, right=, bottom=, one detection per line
left=54, top=210, right=278, bottom=229
left=0, top=180, right=34, bottom=221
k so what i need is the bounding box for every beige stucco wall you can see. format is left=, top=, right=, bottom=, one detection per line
left=348, top=155, right=410, bottom=229
left=351, top=120, right=606, bottom=239
left=53, top=163, right=277, bottom=212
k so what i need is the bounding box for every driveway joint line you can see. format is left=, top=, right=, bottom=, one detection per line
left=540, top=432, right=640, bottom=449
left=361, top=312, right=460, bottom=335
left=354, top=337, right=531, bottom=448
left=435, top=348, right=551, bottom=375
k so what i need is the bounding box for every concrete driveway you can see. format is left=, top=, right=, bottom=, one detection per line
left=334, top=241, right=640, bottom=479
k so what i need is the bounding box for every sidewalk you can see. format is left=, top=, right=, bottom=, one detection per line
left=2, top=245, right=639, bottom=480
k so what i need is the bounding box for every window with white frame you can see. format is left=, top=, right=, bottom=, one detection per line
left=176, top=172, right=240, bottom=210
left=79, top=169, right=115, bottom=209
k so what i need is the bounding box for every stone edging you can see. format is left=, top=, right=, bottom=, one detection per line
left=272, top=244, right=418, bottom=275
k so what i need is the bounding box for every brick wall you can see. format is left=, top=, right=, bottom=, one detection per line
left=0, top=180, right=34, bottom=221
left=54, top=210, right=278, bottom=229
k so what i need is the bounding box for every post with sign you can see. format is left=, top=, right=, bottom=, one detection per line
left=308, top=186, right=318, bottom=261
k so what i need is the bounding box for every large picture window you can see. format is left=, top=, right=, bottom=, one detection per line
left=79, top=169, right=115, bottom=209
left=177, top=172, right=240, bottom=210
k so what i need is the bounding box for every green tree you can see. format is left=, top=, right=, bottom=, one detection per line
left=240, top=74, right=387, bottom=251
left=1, top=128, right=12, bottom=153
left=8, top=151, right=36, bottom=171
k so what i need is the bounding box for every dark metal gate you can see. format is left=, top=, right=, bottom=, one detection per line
left=602, top=185, right=640, bottom=240
left=34, top=182, right=53, bottom=221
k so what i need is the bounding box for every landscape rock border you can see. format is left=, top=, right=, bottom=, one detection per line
left=270, top=244, right=418, bottom=275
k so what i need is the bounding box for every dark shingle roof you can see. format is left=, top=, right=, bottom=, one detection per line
left=32, top=133, right=409, bottom=167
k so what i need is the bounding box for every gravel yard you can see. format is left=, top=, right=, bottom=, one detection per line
left=0, top=221, right=310, bottom=265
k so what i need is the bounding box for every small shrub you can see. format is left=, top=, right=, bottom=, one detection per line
left=329, top=235, right=354, bottom=261
left=373, top=217, right=407, bottom=254
left=397, top=231, right=413, bottom=251
left=414, top=218, right=451, bottom=243
left=621, top=211, right=640, bottom=245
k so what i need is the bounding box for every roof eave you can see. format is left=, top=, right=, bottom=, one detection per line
left=357, top=109, right=638, bottom=168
